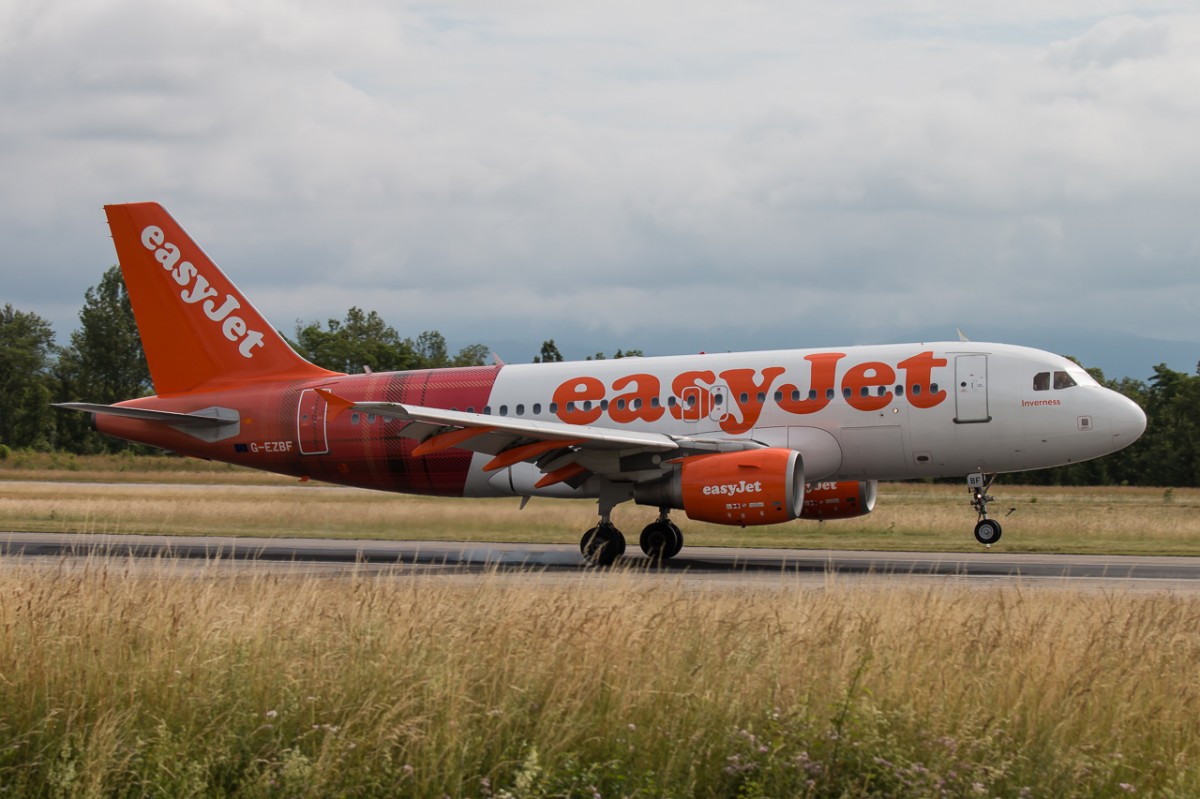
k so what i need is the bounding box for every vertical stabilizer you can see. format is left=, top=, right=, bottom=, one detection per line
left=104, top=203, right=339, bottom=395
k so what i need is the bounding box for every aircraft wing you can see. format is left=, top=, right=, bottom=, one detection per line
left=318, top=390, right=762, bottom=489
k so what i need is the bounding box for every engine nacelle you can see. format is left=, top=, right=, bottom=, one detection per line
left=633, top=448, right=803, bottom=526
left=799, top=480, right=877, bottom=520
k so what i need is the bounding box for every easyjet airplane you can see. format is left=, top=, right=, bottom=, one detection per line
left=58, top=203, right=1147, bottom=564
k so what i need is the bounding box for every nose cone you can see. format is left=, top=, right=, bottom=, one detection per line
left=1109, top=392, right=1147, bottom=452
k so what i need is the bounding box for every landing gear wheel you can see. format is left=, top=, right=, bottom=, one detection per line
left=580, top=523, right=625, bottom=566
left=639, top=520, right=683, bottom=561
left=664, top=523, right=684, bottom=559
left=974, top=518, right=1002, bottom=546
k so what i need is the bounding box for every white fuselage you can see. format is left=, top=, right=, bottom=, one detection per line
left=465, top=342, right=1146, bottom=499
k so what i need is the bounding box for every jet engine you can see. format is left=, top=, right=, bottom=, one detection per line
left=799, top=480, right=877, bottom=520
left=633, top=448, right=804, bottom=526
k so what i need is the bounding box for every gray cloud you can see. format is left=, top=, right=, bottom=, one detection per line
left=1, top=1, right=1198, bottom=375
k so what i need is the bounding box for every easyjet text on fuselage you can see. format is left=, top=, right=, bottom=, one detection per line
left=551, top=351, right=949, bottom=434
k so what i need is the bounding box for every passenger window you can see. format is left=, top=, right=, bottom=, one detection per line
left=911, top=385, right=921, bottom=396
left=1033, top=372, right=1050, bottom=391
left=532, top=403, right=541, bottom=415
left=549, top=403, right=558, bottom=414
left=860, top=387, right=869, bottom=398
left=582, top=401, right=592, bottom=412
left=931, top=383, right=939, bottom=394
left=1053, top=371, right=1077, bottom=390
left=756, top=392, right=766, bottom=403
left=483, top=406, right=492, bottom=415
left=499, top=405, right=508, bottom=416
left=516, top=404, right=525, bottom=415
left=740, top=392, right=749, bottom=404
left=895, top=385, right=904, bottom=396
left=351, top=413, right=360, bottom=424
left=774, top=390, right=784, bottom=402
left=843, top=387, right=852, bottom=399
left=826, top=388, right=835, bottom=400
left=809, top=390, right=817, bottom=401
left=651, top=397, right=661, bottom=408
left=600, top=399, right=609, bottom=411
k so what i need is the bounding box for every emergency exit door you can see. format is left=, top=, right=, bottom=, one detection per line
left=954, top=355, right=991, bottom=424
left=297, top=388, right=330, bottom=454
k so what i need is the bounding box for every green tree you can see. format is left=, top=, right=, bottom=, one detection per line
left=534, top=340, right=564, bottom=363
left=451, top=343, right=490, bottom=368
left=0, top=304, right=56, bottom=449
left=1126, top=364, right=1200, bottom=486
left=53, top=266, right=152, bottom=452
left=408, top=330, right=450, bottom=369
left=293, top=307, right=416, bottom=374
left=56, top=266, right=151, bottom=402
left=586, top=347, right=644, bottom=361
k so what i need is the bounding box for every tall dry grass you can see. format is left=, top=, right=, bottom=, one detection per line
left=5, top=479, right=1200, bottom=554
left=0, top=560, right=1198, bottom=797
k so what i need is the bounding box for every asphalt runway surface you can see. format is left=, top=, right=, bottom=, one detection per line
left=4, top=531, right=1200, bottom=589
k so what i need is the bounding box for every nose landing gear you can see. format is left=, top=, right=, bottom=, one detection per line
left=969, top=472, right=1002, bottom=546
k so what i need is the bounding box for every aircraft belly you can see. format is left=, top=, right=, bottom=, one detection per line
left=837, top=425, right=911, bottom=479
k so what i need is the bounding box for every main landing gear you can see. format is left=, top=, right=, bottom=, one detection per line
left=580, top=506, right=684, bottom=566
left=639, top=511, right=684, bottom=561
left=580, top=521, right=626, bottom=567
left=968, top=472, right=1002, bottom=546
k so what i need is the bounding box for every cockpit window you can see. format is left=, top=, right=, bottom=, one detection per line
left=1053, top=371, right=1077, bottom=390
left=1033, top=372, right=1050, bottom=391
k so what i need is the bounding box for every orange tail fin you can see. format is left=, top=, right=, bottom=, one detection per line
left=105, top=203, right=339, bottom=395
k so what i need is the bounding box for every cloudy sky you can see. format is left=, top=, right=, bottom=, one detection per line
left=2, top=1, right=1198, bottom=377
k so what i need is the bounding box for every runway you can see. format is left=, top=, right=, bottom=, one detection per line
left=4, top=531, right=1200, bottom=588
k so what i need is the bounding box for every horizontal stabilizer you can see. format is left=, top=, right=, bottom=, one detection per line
left=54, top=403, right=241, bottom=443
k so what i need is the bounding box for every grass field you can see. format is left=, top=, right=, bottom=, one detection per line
left=2, top=452, right=1199, bottom=555
left=0, top=561, right=1197, bottom=797
left=4, top=453, right=1200, bottom=796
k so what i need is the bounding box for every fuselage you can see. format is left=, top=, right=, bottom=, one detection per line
left=99, top=341, right=1147, bottom=500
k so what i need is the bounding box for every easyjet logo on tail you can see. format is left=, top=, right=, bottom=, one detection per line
left=140, top=226, right=265, bottom=358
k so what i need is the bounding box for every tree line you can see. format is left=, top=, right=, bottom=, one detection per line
left=2, top=267, right=1199, bottom=487
left=2, top=267, right=493, bottom=452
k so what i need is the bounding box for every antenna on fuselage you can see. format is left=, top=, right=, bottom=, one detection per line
left=957, top=328, right=970, bottom=342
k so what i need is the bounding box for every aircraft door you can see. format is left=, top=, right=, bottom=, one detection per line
left=679, top=386, right=705, bottom=422
left=954, top=355, right=991, bottom=424
left=297, top=388, right=331, bottom=454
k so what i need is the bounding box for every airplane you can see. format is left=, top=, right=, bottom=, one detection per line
left=57, top=202, right=1148, bottom=565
